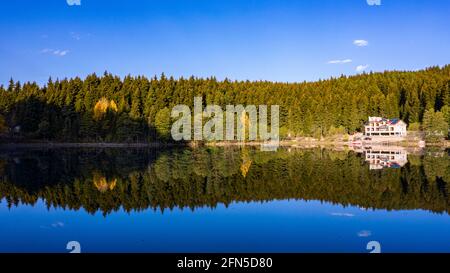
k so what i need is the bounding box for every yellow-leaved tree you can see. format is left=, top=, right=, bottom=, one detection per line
left=93, top=98, right=118, bottom=120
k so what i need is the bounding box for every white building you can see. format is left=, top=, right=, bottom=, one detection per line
left=364, top=117, right=407, bottom=138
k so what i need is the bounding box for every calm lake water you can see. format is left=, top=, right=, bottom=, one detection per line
left=0, top=146, right=449, bottom=253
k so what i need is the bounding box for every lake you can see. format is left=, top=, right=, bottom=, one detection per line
left=0, top=146, right=449, bottom=253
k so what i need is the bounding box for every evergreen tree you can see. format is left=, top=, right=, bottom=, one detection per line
left=155, top=107, right=171, bottom=140
left=423, top=109, right=449, bottom=142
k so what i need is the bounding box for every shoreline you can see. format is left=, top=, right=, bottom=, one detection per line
left=0, top=142, right=184, bottom=149
left=1, top=139, right=449, bottom=149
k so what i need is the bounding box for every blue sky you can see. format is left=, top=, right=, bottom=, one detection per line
left=1, top=0, right=450, bottom=86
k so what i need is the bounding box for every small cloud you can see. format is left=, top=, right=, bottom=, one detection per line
left=51, top=221, right=65, bottom=228
left=41, top=48, right=69, bottom=57
left=366, top=0, right=381, bottom=6
left=53, top=50, right=69, bottom=56
left=356, top=64, right=369, bottom=72
left=66, top=0, right=81, bottom=6
left=353, top=39, right=369, bottom=47
left=330, top=212, right=355, bottom=217
left=70, top=32, right=81, bottom=40
left=328, top=59, right=352, bottom=64
left=357, top=230, right=372, bottom=237
left=41, top=221, right=65, bottom=229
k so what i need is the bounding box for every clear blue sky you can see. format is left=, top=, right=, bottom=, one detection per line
left=1, top=0, right=450, bottom=86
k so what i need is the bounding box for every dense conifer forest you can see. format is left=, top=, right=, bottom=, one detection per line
left=1, top=65, right=450, bottom=142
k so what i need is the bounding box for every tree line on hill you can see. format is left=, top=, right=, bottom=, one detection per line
left=1, top=65, right=450, bottom=142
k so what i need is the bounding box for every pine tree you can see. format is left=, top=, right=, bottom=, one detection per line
left=155, top=107, right=171, bottom=140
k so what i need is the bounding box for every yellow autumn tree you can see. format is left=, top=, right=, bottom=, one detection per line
left=93, top=97, right=118, bottom=120
left=109, top=100, right=118, bottom=112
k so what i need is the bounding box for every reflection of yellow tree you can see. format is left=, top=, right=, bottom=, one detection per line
left=93, top=171, right=117, bottom=192
left=240, top=149, right=252, bottom=177
left=93, top=98, right=118, bottom=120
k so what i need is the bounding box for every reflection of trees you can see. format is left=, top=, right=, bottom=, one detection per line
left=0, top=147, right=449, bottom=215
left=423, top=154, right=450, bottom=182
left=154, top=154, right=172, bottom=182
left=0, top=159, right=5, bottom=176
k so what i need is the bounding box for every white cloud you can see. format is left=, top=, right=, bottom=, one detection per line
left=41, top=221, right=65, bottom=229
left=55, top=50, right=69, bottom=56
left=328, top=59, right=352, bottom=64
left=353, top=39, right=369, bottom=47
left=70, top=32, right=81, bottom=40
left=67, top=0, right=81, bottom=6
left=51, top=221, right=65, bottom=228
left=366, top=0, right=381, bottom=6
left=356, top=64, right=369, bottom=72
left=357, top=230, right=372, bottom=237
left=41, top=48, right=69, bottom=57
left=330, top=212, right=355, bottom=217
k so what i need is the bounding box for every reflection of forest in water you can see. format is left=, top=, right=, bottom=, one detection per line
left=0, top=147, right=449, bottom=215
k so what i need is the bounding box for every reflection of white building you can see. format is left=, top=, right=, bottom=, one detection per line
left=364, top=147, right=408, bottom=170
left=364, top=117, right=407, bottom=139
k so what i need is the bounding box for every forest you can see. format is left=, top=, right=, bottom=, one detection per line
left=1, top=65, right=450, bottom=142
left=0, top=147, right=448, bottom=215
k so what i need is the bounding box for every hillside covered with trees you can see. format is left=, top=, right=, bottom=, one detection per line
left=1, top=65, right=450, bottom=142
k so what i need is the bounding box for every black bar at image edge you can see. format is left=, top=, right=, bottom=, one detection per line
left=0, top=253, right=447, bottom=271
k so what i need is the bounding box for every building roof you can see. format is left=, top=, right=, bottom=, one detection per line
left=365, top=117, right=406, bottom=126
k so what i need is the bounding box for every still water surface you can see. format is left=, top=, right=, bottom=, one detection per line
left=0, top=146, right=449, bottom=252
